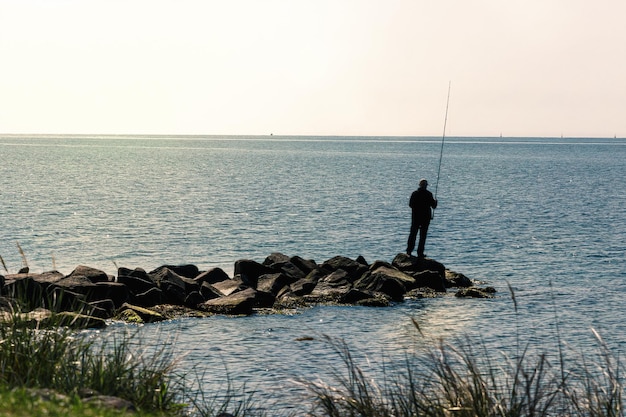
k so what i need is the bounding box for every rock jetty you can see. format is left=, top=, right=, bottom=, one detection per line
left=0, top=253, right=495, bottom=328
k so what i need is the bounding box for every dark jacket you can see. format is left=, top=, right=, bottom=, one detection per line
left=409, top=188, right=437, bottom=223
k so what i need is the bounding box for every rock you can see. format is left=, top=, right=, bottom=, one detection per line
left=339, top=288, right=377, bottom=304
left=234, top=259, right=274, bottom=288
left=116, top=308, right=144, bottom=324
left=53, top=275, right=98, bottom=300
left=355, top=255, right=369, bottom=266
left=198, top=287, right=257, bottom=315
left=116, top=272, right=157, bottom=295
left=2, top=272, right=62, bottom=309
left=149, top=267, right=198, bottom=305
left=45, top=287, right=88, bottom=313
left=88, top=299, right=116, bottom=318
left=262, top=252, right=291, bottom=267
left=391, top=254, right=446, bottom=292
left=115, top=303, right=165, bottom=323
left=445, top=269, right=473, bottom=288
left=212, top=276, right=248, bottom=296
left=134, top=287, right=163, bottom=307
left=289, top=269, right=325, bottom=296
left=118, top=266, right=147, bottom=278
left=289, top=256, right=318, bottom=275
left=412, top=270, right=446, bottom=292
left=356, top=296, right=391, bottom=307
left=370, top=264, right=417, bottom=289
left=257, top=273, right=295, bottom=295
left=184, top=291, right=205, bottom=308
left=150, top=264, right=200, bottom=279
left=93, top=282, right=130, bottom=308
left=252, top=289, right=276, bottom=308
left=354, top=273, right=405, bottom=302
left=392, top=253, right=445, bottom=278
left=66, top=265, right=111, bottom=283
left=194, top=267, right=230, bottom=285
left=455, top=287, right=496, bottom=298
left=200, top=282, right=223, bottom=300
left=321, top=256, right=368, bottom=282
left=308, top=269, right=352, bottom=302
left=262, top=253, right=307, bottom=281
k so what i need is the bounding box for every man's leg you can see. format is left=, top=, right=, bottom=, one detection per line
left=406, top=222, right=418, bottom=255
left=417, top=222, right=429, bottom=257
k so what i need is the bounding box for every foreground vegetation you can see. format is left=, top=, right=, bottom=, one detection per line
left=303, top=329, right=624, bottom=417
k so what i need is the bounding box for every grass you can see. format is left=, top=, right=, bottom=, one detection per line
left=0, top=388, right=148, bottom=417
left=0, top=312, right=180, bottom=413
left=0, top=308, right=261, bottom=416
left=299, top=329, right=624, bottom=417
left=296, top=284, right=625, bottom=417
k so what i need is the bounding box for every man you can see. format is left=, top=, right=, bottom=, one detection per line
left=406, top=178, right=438, bottom=258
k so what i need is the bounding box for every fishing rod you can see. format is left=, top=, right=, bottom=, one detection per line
left=434, top=81, right=451, bottom=201
left=432, top=81, right=451, bottom=220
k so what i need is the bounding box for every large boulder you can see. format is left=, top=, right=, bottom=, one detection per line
left=445, top=270, right=473, bottom=288
left=262, top=252, right=291, bottom=267
left=308, top=269, right=352, bottom=302
left=262, top=253, right=308, bottom=281
left=116, top=272, right=157, bottom=296
left=133, top=287, right=163, bottom=307
left=53, top=275, right=98, bottom=297
left=212, top=276, right=248, bottom=296
left=115, top=303, right=165, bottom=323
left=455, top=287, right=496, bottom=298
left=321, top=256, right=368, bottom=282
left=355, top=266, right=414, bottom=302
left=194, top=267, right=230, bottom=285
left=391, top=253, right=446, bottom=292
left=200, top=282, right=223, bottom=300
left=234, top=259, right=274, bottom=288
left=66, top=265, right=111, bottom=283
left=392, top=253, right=445, bottom=276
left=93, top=282, right=130, bottom=308
left=289, top=256, right=318, bottom=276
left=150, top=264, right=200, bottom=279
left=257, top=273, right=294, bottom=296
left=149, top=267, right=199, bottom=305
left=287, top=268, right=324, bottom=296
left=412, top=270, right=446, bottom=292
left=2, top=273, right=49, bottom=309
left=339, top=288, right=390, bottom=307
left=198, top=287, right=258, bottom=315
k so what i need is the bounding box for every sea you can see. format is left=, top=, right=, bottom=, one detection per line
left=1, top=134, right=625, bottom=413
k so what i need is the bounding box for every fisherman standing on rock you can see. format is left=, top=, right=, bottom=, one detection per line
left=406, top=178, right=438, bottom=258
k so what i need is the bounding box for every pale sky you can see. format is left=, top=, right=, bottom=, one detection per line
left=1, top=0, right=624, bottom=137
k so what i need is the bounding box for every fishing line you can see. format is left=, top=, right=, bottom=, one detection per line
left=434, top=81, right=451, bottom=201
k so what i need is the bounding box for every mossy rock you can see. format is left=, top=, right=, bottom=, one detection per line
left=116, top=308, right=145, bottom=324
left=115, top=303, right=164, bottom=323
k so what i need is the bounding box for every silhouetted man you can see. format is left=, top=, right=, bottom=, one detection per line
left=406, top=178, right=438, bottom=258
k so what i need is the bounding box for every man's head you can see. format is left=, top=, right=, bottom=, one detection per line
left=419, top=178, right=428, bottom=189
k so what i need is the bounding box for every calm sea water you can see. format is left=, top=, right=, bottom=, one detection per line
left=1, top=135, right=625, bottom=412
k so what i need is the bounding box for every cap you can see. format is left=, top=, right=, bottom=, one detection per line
left=419, top=178, right=428, bottom=187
